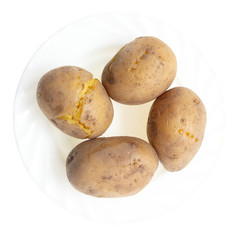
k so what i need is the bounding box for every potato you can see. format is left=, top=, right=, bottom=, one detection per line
left=102, top=36, right=177, bottom=105
left=147, top=87, right=206, bottom=171
left=66, top=136, right=159, bottom=198
left=36, top=66, right=113, bottom=139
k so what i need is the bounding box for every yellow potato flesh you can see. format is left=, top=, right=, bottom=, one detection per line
left=58, top=78, right=97, bottom=137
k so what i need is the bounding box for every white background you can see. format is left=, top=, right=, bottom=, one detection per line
left=1, top=0, right=239, bottom=239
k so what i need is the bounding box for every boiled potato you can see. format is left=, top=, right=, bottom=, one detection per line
left=36, top=66, right=113, bottom=139
left=147, top=87, right=206, bottom=171
left=102, top=36, right=177, bottom=105
left=66, top=136, right=159, bottom=198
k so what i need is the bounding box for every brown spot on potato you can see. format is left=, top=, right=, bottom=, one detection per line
left=139, top=164, right=144, bottom=172
left=168, top=154, right=178, bottom=160
left=129, top=143, right=136, bottom=149
left=123, top=164, right=145, bottom=179
left=159, top=61, right=165, bottom=67
left=51, top=119, right=57, bottom=125
left=102, top=176, right=113, bottom=180
left=108, top=153, right=115, bottom=158
left=54, top=105, right=63, bottom=114
left=67, top=154, right=74, bottom=164
left=88, top=188, right=95, bottom=193
left=193, top=98, right=200, bottom=104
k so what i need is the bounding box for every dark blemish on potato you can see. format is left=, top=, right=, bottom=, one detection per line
left=51, top=119, right=57, bottom=126
left=124, top=164, right=145, bottom=179
left=168, top=154, right=178, bottom=160
left=102, top=176, right=113, bottom=180
left=129, top=143, right=136, bottom=149
left=130, top=159, right=137, bottom=166
left=134, top=82, right=140, bottom=87
left=88, top=188, right=95, bottom=194
left=67, top=153, right=75, bottom=164
left=140, top=53, right=148, bottom=60
left=54, top=105, right=63, bottom=114
left=180, top=118, right=185, bottom=123
left=193, top=98, right=200, bottom=104
left=131, top=48, right=151, bottom=72
left=134, top=179, right=137, bottom=182
left=159, top=61, right=165, bottom=67
left=108, top=153, right=115, bottom=158
left=139, top=164, right=144, bottom=171
left=88, top=98, right=92, bottom=103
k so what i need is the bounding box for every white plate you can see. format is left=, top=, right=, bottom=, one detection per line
left=14, top=12, right=225, bottom=222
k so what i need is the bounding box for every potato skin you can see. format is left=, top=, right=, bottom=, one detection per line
left=36, top=66, right=113, bottom=139
left=147, top=87, right=206, bottom=171
left=102, top=36, right=177, bottom=105
left=66, top=137, right=159, bottom=198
